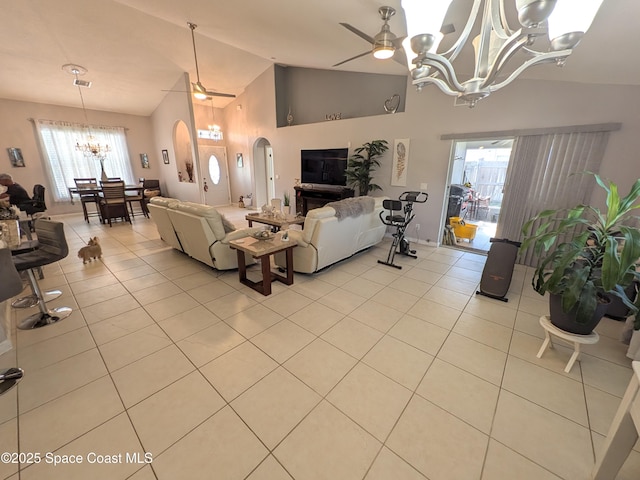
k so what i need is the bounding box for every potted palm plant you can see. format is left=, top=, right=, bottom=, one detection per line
left=345, top=140, right=389, bottom=196
left=521, top=173, right=640, bottom=334
left=283, top=191, right=291, bottom=214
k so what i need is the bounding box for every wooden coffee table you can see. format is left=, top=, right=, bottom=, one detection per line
left=245, top=212, right=305, bottom=232
left=229, top=235, right=297, bottom=296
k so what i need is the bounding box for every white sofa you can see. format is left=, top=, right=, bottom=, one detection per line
left=148, top=197, right=259, bottom=270
left=274, top=196, right=387, bottom=273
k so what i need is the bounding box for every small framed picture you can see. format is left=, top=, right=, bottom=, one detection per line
left=8, top=147, right=25, bottom=167
left=162, top=149, right=170, bottom=164
left=140, top=153, right=150, bottom=169
left=236, top=153, right=243, bottom=168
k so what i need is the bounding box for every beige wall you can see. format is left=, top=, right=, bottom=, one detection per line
left=0, top=98, right=157, bottom=215
left=149, top=74, right=201, bottom=203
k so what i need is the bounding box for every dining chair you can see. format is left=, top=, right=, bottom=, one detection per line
left=476, top=195, right=491, bottom=221
left=141, top=179, right=161, bottom=216
left=99, top=180, right=130, bottom=226
left=74, top=178, right=100, bottom=223
left=125, top=184, right=148, bottom=219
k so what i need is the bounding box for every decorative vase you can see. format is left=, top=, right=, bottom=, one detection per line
left=287, top=107, right=293, bottom=126
left=283, top=205, right=290, bottom=215
left=549, top=293, right=610, bottom=335
left=100, top=159, right=108, bottom=182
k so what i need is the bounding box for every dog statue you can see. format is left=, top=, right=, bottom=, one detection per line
left=77, top=237, right=102, bottom=264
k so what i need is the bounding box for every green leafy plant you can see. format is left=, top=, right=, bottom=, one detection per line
left=521, top=173, right=640, bottom=329
left=345, top=140, right=389, bottom=196
left=283, top=191, right=290, bottom=207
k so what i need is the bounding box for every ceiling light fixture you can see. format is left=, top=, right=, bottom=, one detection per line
left=208, top=98, right=223, bottom=141
left=63, top=63, right=111, bottom=179
left=372, top=7, right=397, bottom=59
left=401, top=0, right=603, bottom=107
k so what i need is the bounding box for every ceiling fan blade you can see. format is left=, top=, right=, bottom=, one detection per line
left=161, top=89, right=236, bottom=99
left=333, top=51, right=371, bottom=67
left=205, top=91, right=236, bottom=98
left=391, top=36, right=406, bottom=49
left=339, top=23, right=375, bottom=45
left=441, top=23, right=455, bottom=35
left=392, top=48, right=408, bottom=67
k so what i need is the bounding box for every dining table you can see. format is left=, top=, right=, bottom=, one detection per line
left=67, top=184, right=144, bottom=205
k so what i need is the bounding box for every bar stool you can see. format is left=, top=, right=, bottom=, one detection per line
left=11, top=239, right=63, bottom=309
left=12, top=219, right=72, bottom=329
left=0, top=247, right=25, bottom=395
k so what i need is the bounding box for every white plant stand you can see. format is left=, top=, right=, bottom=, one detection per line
left=536, top=315, right=599, bottom=373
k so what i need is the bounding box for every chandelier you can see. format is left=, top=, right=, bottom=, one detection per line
left=401, top=0, right=603, bottom=107
left=62, top=64, right=111, bottom=160
left=208, top=98, right=223, bottom=142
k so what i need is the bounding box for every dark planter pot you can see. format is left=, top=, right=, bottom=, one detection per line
left=605, top=281, right=639, bottom=321
left=549, top=293, right=610, bottom=335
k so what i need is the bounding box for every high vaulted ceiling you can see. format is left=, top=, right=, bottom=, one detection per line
left=1, top=0, right=637, bottom=116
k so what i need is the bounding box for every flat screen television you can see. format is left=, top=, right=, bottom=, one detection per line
left=301, top=148, right=348, bottom=186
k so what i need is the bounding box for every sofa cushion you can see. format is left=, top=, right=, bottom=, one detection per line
left=174, top=202, right=226, bottom=239
left=221, top=214, right=236, bottom=233
left=302, top=206, right=335, bottom=245
left=149, top=196, right=180, bottom=208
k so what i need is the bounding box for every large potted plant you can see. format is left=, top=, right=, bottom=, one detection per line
left=520, top=173, right=640, bottom=334
left=345, top=140, right=389, bottom=196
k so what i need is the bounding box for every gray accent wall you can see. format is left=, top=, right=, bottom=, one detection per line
left=274, top=65, right=407, bottom=127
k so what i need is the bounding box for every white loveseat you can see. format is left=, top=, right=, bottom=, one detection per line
left=148, top=197, right=259, bottom=270
left=274, top=196, right=387, bottom=273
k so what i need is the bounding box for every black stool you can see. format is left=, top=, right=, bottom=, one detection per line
left=11, top=239, right=63, bottom=309
left=0, top=247, right=24, bottom=395
left=12, top=219, right=72, bottom=330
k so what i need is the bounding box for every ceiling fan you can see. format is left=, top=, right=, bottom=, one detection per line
left=163, top=22, right=236, bottom=100
left=334, top=6, right=454, bottom=68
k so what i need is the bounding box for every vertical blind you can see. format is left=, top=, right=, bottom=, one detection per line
left=496, top=130, right=611, bottom=265
left=35, top=120, right=135, bottom=202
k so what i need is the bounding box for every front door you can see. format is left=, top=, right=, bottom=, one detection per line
left=198, top=145, right=231, bottom=206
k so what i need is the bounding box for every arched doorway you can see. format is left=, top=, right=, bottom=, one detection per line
left=252, top=137, right=274, bottom=208
left=173, top=120, right=196, bottom=184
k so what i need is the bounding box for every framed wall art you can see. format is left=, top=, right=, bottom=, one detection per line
left=162, top=149, right=170, bottom=164
left=391, top=138, right=410, bottom=186
left=7, top=147, right=25, bottom=167
left=236, top=153, right=244, bottom=168
left=140, top=153, right=150, bottom=169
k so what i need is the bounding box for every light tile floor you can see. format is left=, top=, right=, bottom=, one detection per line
left=1, top=208, right=639, bottom=480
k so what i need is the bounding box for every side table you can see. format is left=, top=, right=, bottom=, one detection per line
left=229, top=236, right=297, bottom=296
left=245, top=212, right=305, bottom=232
left=536, top=315, right=599, bottom=373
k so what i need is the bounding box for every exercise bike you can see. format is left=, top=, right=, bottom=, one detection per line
left=378, top=191, right=428, bottom=269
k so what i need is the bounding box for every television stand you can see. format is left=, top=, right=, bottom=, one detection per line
left=294, top=185, right=355, bottom=216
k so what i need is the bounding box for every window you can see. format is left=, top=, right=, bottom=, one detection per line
left=35, top=120, right=135, bottom=202
left=208, top=155, right=221, bottom=185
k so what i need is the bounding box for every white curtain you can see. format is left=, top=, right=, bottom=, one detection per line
left=35, top=120, right=135, bottom=202
left=496, top=130, right=611, bottom=266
